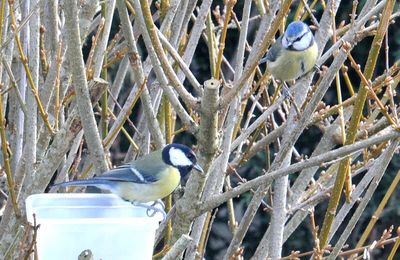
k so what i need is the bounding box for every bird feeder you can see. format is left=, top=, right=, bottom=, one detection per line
left=26, top=193, right=163, bottom=260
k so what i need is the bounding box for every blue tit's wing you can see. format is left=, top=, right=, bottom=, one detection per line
left=265, top=35, right=283, bottom=62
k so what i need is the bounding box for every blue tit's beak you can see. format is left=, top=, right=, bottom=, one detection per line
left=193, top=163, right=204, bottom=173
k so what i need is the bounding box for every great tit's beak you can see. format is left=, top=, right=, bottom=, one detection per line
left=193, top=163, right=204, bottom=173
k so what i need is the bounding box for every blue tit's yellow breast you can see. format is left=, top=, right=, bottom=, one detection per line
left=268, top=42, right=318, bottom=81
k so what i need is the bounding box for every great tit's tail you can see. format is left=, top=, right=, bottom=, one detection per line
left=52, top=179, right=113, bottom=189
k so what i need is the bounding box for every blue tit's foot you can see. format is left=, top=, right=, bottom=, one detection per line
left=132, top=202, right=166, bottom=220
left=282, top=82, right=302, bottom=118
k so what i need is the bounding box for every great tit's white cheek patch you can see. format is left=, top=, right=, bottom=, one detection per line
left=169, top=147, right=192, bottom=167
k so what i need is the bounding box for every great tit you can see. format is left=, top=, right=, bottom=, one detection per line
left=54, top=143, right=203, bottom=215
left=260, top=21, right=318, bottom=82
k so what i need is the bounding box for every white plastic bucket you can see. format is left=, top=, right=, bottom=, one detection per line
left=25, top=194, right=163, bottom=260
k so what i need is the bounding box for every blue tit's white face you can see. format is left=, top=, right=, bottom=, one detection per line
left=282, top=21, right=313, bottom=51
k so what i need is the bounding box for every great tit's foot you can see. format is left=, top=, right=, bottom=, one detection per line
left=151, top=199, right=165, bottom=209
left=132, top=202, right=166, bottom=220
left=146, top=206, right=166, bottom=219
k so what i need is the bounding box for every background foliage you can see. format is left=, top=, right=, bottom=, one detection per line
left=0, top=0, right=399, bottom=259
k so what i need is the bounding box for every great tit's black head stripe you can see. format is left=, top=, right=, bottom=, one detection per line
left=162, top=146, right=172, bottom=165
left=129, top=167, right=145, bottom=182
left=162, top=143, right=198, bottom=169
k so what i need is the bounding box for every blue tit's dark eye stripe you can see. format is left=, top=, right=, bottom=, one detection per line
left=294, top=31, right=308, bottom=43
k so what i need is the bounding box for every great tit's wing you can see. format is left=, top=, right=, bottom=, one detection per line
left=94, top=150, right=166, bottom=184
left=52, top=164, right=158, bottom=189
left=265, top=35, right=283, bottom=62
left=94, top=164, right=159, bottom=183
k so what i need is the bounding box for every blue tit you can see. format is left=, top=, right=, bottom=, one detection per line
left=260, top=21, right=318, bottom=81
left=54, top=143, right=203, bottom=205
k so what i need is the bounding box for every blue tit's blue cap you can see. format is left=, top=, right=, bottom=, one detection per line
left=285, top=21, right=309, bottom=38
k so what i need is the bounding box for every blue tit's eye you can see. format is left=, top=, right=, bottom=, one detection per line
left=294, top=31, right=308, bottom=43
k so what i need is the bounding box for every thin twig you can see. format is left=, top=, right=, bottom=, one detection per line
left=8, top=0, right=54, bottom=134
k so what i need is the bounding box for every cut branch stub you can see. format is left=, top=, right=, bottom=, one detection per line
left=199, top=78, right=220, bottom=159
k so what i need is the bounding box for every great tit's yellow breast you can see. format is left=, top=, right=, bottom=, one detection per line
left=150, top=167, right=181, bottom=200
left=114, top=166, right=181, bottom=203
left=268, top=41, right=318, bottom=81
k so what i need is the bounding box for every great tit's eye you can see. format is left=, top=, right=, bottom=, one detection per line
left=187, top=153, right=195, bottom=160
